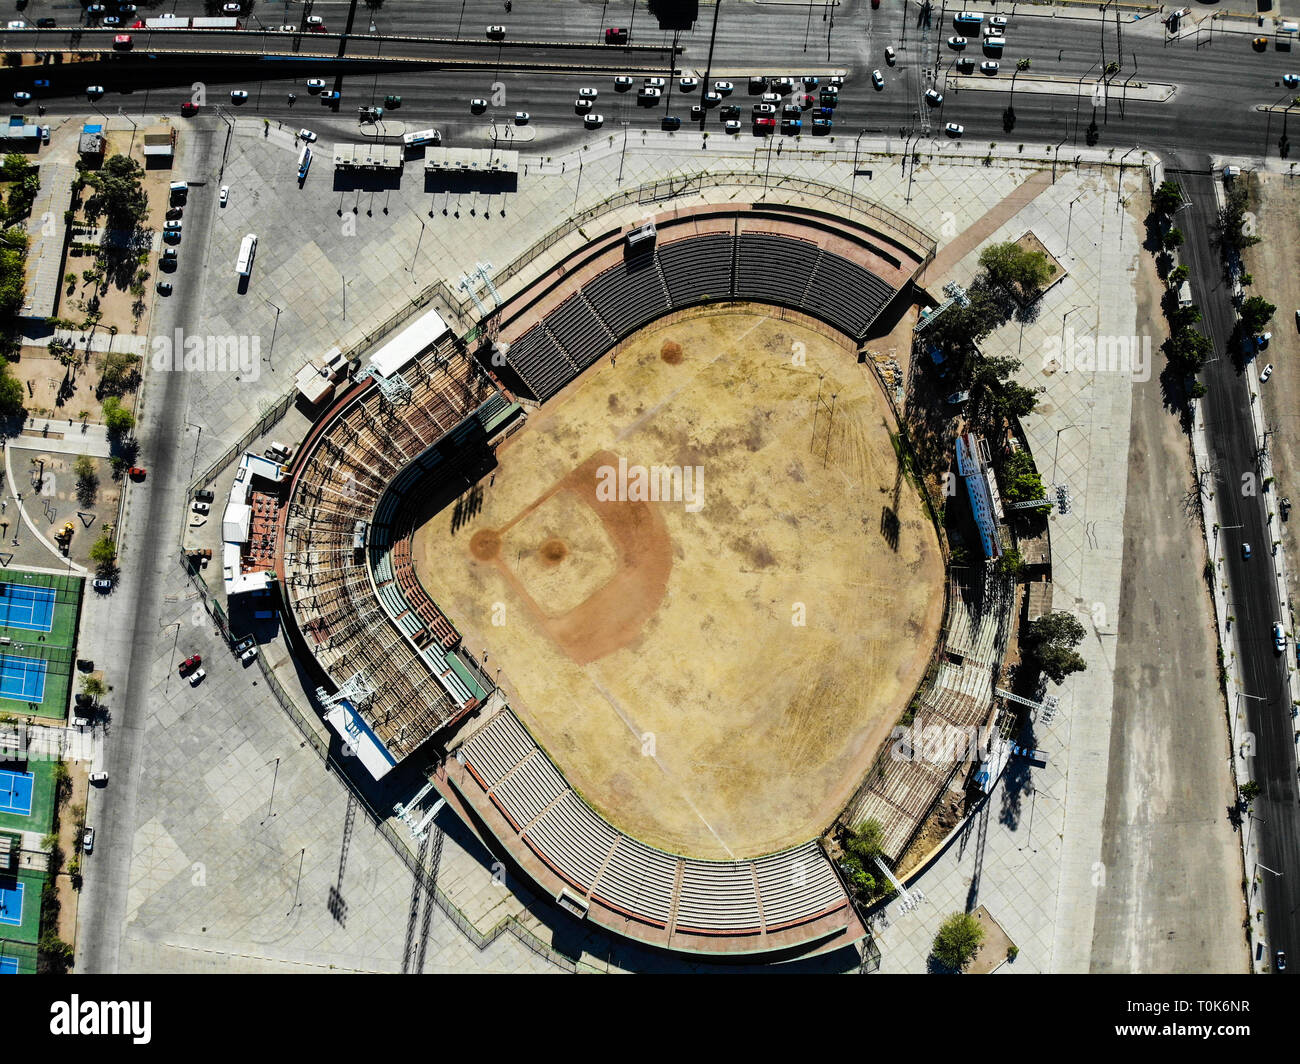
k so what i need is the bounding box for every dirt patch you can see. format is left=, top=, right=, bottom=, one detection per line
left=967, top=905, right=1017, bottom=974
left=660, top=339, right=683, bottom=365
left=414, top=308, right=946, bottom=858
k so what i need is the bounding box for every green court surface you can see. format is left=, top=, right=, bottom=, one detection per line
left=0, top=759, right=55, bottom=835
left=0, top=867, right=46, bottom=966
left=0, top=569, right=82, bottom=721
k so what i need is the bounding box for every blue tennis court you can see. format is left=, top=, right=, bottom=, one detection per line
left=0, top=655, right=45, bottom=703
left=0, top=583, right=54, bottom=633
left=0, top=880, right=24, bottom=927
left=0, top=956, right=17, bottom=974
left=0, top=770, right=33, bottom=815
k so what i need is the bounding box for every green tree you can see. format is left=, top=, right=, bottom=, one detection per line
left=932, top=911, right=985, bottom=971
left=79, top=674, right=106, bottom=699
left=1165, top=328, right=1213, bottom=372
left=978, top=241, right=1055, bottom=298
left=100, top=396, right=134, bottom=437
left=1023, top=610, right=1088, bottom=684
left=1241, top=780, right=1262, bottom=806
left=1163, top=226, right=1184, bottom=252
left=999, top=449, right=1047, bottom=505
left=0, top=363, right=23, bottom=415
left=82, top=154, right=148, bottom=232
left=840, top=819, right=888, bottom=900
left=88, top=536, right=117, bottom=569
left=1152, top=180, right=1184, bottom=216
left=1240, top=296, right=1276, bottom=336
left=1217, top=184, right=1259, bottom=253
left=1167, top=264, right=1190, bottom=287
left=74, top=454, right=97, bottom=506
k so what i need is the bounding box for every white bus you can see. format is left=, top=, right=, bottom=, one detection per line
left=402, top=128, right=442, bottom=148
left=236, top=233, right=258, bottom=278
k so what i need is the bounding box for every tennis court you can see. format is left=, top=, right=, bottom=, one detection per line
left=0, top=880, right=23, bottom=928
left=0, top=583, right=54, bottom=633
left=0, top=771, right=32, bottom=816
left=0, top=654, right=46, bottom=704
left=0, top=956, right=17, bottom=974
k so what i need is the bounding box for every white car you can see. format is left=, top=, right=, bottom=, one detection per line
left=925, top=88, right=944, bottom=107
left=703, top=90, right=722, bottom=106
left=724, top=118, right=741, bottom=133
left=240, top=646, right=258, bottom=663
left=86, top=85, right=105, bottom=97
left=990, top=14, right=1008, bottom=30
left=298, top=128, right=317, bottom=142
left=713, top=80, right=734, bottom=94
left=219, top=186, right=229, bottom=207
left=230, top=90, right=249, bottom=101
left=872, top=70, right=884, bottom=89
left=189, top=667, right=207, bottom=686
left=306, top=14, right=324, bottom=26
left=638, top=86, right=662, bottom=100
left=514, top=111, right=530, bottom=124
left=645, top=77, right=666, bottom=89
left=579, top=86, right=598, bottom=98
left=278, top=24, right=296, bottom=32
left=1260, top=363, right=1274, bottom=382
left=1286, top=74, right=1300, bottom=87
left=470, top=98, right=487, bottom=113
left=614, top=76, right=634, bottom=89
left=885, top=46, right=896, bottom=65
left=12, top=92, right=30, bottom=103
left=192, top=500, right=210, bottom=515
left=1274, top=621, right=1286, bottom=652
left=486, top=24, right=506, bottom=39
left=306, top=78, right=326, bottom=91
left=222, top=2, right=242, bottom=12
left=679, top=77, right=699, bottom=91
left=981, top=60, right=1000, bottom=74
left=89, top=772, right=108, bottom=784
left=945, top=122, right=964, bottom=136
left=574, top=98, right=593, bottom=112
left=753, top=103, right=776, bottom=115
left=949, top=35, right=967, bottom=49
left=762, top=91, right=781, bottom=104
left=583, top=112, right=604, bottom=128
left=827, top=75, right=845, bottom=87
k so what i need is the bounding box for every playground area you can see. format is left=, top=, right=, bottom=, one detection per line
left=414, top=308, right=946, bottom=859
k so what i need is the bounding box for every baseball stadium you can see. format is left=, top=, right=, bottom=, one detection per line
left=276, top=183, right=1014, bottom=960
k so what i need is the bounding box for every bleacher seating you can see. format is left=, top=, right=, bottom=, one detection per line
left=458, top=708, right=850, bottom=936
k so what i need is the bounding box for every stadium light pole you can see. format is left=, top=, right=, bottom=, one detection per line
left=698, top=0, right=724, bottom=131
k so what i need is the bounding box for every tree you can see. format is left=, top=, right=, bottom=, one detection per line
left=79, top=674, right=106, bottom=699
left=1240, top=296, right=1276, bottom=336
left=1165, top=328, right=1213, bottom=372
left=1217, top=183, right=1259, bottom=254
left=74, top=454, right=97, bottom=506
left=98, top=350, right=140, bottom=397
left=82, top=154, right=147, bottom=232
left=101, top=396, right=134, bottom=437
left=88, top=535, right=117, bottom=569
left=1241, top=780, right=1262, bottom=806
left=1023, top=610, right=1088, bottom=684
left=999, top=449, right=1047, bottom=505
left=1163, top=226, right=1184, bottom=252
left=1168, top=303, right=1202, bottom=331
left=978, top=241, right=1055, bottom=299
left=933, top=911, right=985, bottom=971
left=1167, top=264, right=1190, bottom=287
left=0, top=363, right=23, bottom=415
left=840, top=819, right=888, bottom=900
left=1152, top=180, right=1184, bottom=216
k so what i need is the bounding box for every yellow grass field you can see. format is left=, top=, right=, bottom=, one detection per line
left=413, top=308, right=945, bottom=858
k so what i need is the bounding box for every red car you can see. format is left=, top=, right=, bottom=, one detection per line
left=754, top=117, right=775, bottom=132
left=180, top=101, right=199, bottom=116
left=604, top=26, right=628, bottom=44
left=179, top=654, right=202, bottom=675
left=113, top=34, right=133, bottom=49
left=128, top=466, right=146, bottom=479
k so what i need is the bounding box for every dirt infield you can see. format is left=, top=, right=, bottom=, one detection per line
left=413, top=308, right=945, bottom=859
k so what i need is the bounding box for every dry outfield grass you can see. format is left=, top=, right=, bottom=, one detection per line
left=414, top=308, right=946, bottom=859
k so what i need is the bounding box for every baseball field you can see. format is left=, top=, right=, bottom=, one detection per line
left=412, top=307, right=945, bottom=859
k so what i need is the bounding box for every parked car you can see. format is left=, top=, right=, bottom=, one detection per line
left=1243, top=543, right=1252, bottom=560
left=753, top=103, right=776, bottom=116
left=470, top=98, right=487, bottom=113
left=981, top=60, right=1000, bottom=74
left=754, top=116, right=775, bottom=133
left=82, top=826, right=95, bottom=854
left=36, top=17, right=55, bottom=26
left=638, top=86, right=661, bottom=101
left=811, top=117, right=832, bottom=134
left=92, top=578, right=113, bottom=592
left=661, top=115, right=681, bottom=130
left=39, top=126, right=49, bottom=143
left=192, top=500, right=210, bottom=515
left=298, top=128, right=317, bottom=142
left=679, top=77, right=699, bottom=92
left=179, top=654, right=202, bottom=675
left=645, top=77, right=666, bottom=89
left=89, top=772, right=108, bottom=784
left=165, top=207, right=183, bottom=220
left=514, top=111, right=530, bottom=124
left=219, top=186, right=229, bottom=207
left=1261, top=363, right=1274, bottom=383
left=188, top=667, right=207, bottom=686
left=234, top=637, right=255, bottom=655
left=102, top=15, right=120, bottom=25
left=1279, top=950, right=1288, bottom=971
left=180, top=101, right=199, bottom=116
left=782, top=118, right=802, bottom=132
left=240, top=646, right=258, bottom=663
left=1285, top=74, right=1300, bottom=87
left=583, top=112, right=604, bottom=128
left=1274, top=621, right=1287, bottom=653
left=949, top=35, right=968, bottom=49
left=945, top=122, right=964, bottom=136
left=990, top=14, right=1008, bottom=30
left=885, top=46, right=896, bottom=65
left=156, top=281, right=172, bottom=295
left=871, top=70, right=884, bottom=89
left=320, top=90, right=340, bottom=102
left=222, top=2, right=242, bottom=12
left=1253, top=37, right=1269, bottom=51
left=801, top=75, right=819, bottom=89
left=724, top=119, right=741, bottom=133
left=306, top=78, right=326, bottom=91
left=164, top=220, right=182, bottom=231
left=230, top=90, right=249, bottom=102
left=127, top=466, right=146, bottom=479
left=87, top=4, right=106, bottom=14
left=194, top=488, right=215, bottom=503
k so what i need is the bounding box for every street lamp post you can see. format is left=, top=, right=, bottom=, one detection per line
left=850, top=129, right=866, bottom=202
left=263, top=299, right=282, bottom=371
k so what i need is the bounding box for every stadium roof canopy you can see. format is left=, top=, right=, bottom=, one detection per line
left=367, top=306, right=450, bottom=379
